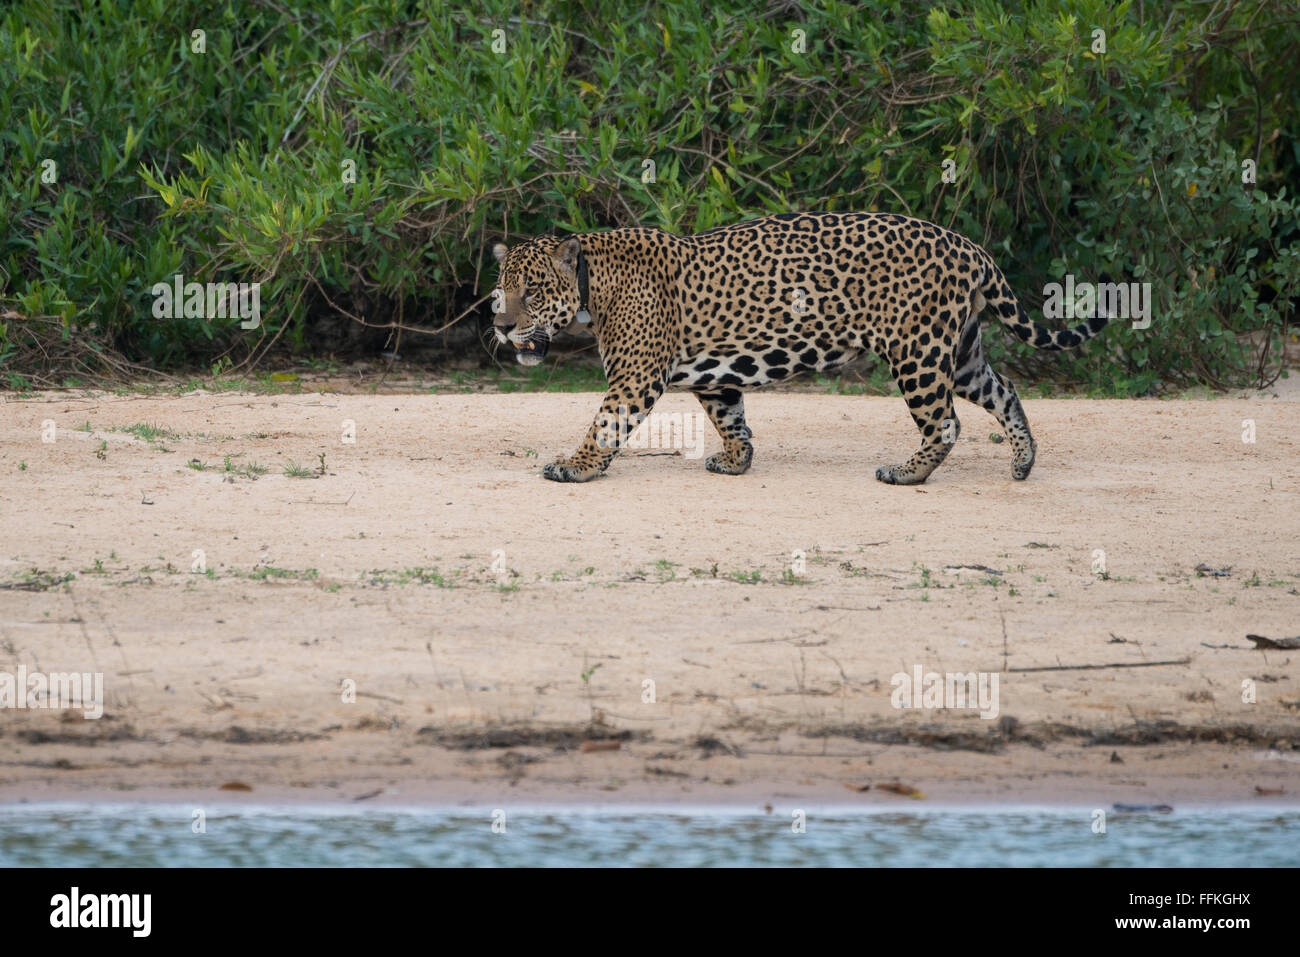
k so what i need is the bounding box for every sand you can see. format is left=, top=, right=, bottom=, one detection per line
left=0, top=384, right=1297, bottom=807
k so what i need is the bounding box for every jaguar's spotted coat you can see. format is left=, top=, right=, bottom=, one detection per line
left=491, top=212, right=1108, bottom=484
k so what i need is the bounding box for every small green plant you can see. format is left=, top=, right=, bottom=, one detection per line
left=8, top=570, right=74, bottom=591
left=654, top=559, right=679, bottom=582
left=221, top=456, right=266, bottom=479
left=366, top=567, right=457, bottom=588
left=117, top=423, right=178, bottom=443
left=283, top=460, right=314, bottom=478
left=244, top=566, right=319, bottom=582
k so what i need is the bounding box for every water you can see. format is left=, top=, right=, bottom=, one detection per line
left=1, top=803, right=1295, bottom=867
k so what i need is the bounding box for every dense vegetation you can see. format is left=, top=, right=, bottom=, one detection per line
left=2, top=0, right=1296, bottom=392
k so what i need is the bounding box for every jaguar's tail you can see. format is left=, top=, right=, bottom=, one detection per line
left=977, top=256, right=1109, bottom=352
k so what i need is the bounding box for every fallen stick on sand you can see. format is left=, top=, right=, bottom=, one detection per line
left=288, top=491, right=356, bottom=506
left=1008, top=657, right=1191, bottom=673
left=356, top=691, right=404, bottom=704
left=1246, top=634, right=1300, bottom=650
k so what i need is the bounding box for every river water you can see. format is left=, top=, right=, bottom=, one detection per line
left=1, top=803, right=1296, bottom=866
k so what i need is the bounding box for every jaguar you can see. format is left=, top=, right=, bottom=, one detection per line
left=491, top=212, right=1108, bottom=484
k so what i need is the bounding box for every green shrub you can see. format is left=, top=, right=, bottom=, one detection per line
left=1, top=0, right=1296, bottom=392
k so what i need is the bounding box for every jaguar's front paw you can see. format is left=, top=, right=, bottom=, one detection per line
left=875, top=464, right=925, bottom=485
left=705, top=444, right=753, bottom=475
left=542, top=458, right=601, bottom=483
left=1011, top=438, right=1037, bottom=481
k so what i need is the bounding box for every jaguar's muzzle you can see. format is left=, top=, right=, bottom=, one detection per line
left=516, top=330, right=550, bottom=366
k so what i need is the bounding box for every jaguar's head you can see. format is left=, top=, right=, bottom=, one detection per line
left=490, top=236, right=586, bottom=366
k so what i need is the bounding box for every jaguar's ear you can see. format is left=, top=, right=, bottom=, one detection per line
left=492, top=243, right=509, bottom=264
left=553, top=237, right=581, bottom=275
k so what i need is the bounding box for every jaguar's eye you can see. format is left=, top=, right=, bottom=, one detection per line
left=524, top=286, right=538, bottom=302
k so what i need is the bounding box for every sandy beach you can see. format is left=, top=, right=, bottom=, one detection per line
left=1, top=386, right=1297, bottom=807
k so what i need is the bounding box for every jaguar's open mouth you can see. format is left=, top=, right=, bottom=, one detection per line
left=516, top=332, right=550, bottom=366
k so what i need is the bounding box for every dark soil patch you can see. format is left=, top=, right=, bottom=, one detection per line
left=179, top=725, right=326, bottom=745
left=418, top=723, right=647, bottom=751
left=7, top=722, right=146, bottom=746
left=803, top=718, right=1300, bottom=753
